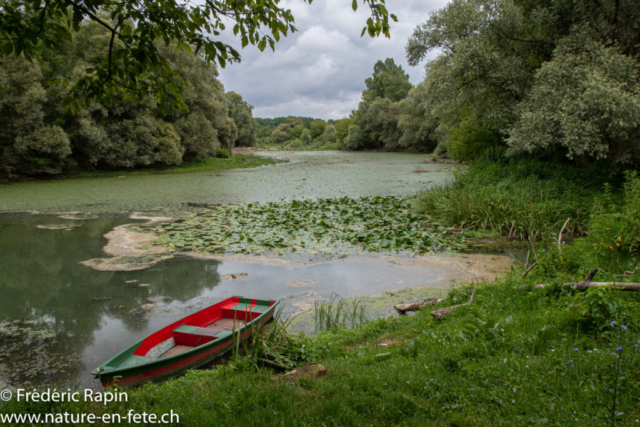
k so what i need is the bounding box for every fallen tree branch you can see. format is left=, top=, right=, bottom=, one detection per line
left=529, top=269, right=640, bottom=292
left=558, top=218, right=571, bottom=252
left=572, top=268, right=599, bottom=291
left=430, top=288, right=475, bottom=320
left=566, top=282, right=640, bottom=291
left=394, top=298, right=443, bottom=315
left=522, top=261, right=538, bottom=278
left=526, top=269, right=599, bottom=290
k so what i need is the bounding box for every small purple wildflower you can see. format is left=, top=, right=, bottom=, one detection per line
left=568, top=360, right=573, bottom=364
left=574, top=348, right=579, bottom=352
left=616, top=346, right=623, bottom=351
left=610, top=320, right=616, bottom=327
left=621, top=325, right=627, bottom=330
left=633, top=344, right=638, bottom=349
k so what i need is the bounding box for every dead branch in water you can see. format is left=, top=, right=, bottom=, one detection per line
left=394, top=298, right=443, bottom=315
left=430, top=288, right=476, bottom=320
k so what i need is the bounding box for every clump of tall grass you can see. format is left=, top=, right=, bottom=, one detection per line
left=314, top=293, right=368, bottom=333
left=233, top=305, right=315, bottom=371
left=415, top=153, right=620, bottom=239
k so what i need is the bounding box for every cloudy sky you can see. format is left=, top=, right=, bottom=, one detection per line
left=217, top=0, right=449, bottom=120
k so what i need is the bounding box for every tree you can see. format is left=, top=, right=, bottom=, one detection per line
left=334, top=118, right=351, bottom=144
left=300, top=128, right=312, bottom=143
left=0, top=0, right=396, bottom=114
left=0, top=20, right=249, bottom=175
left=405, top=0, right=640, bottom=164
left=310, top=119, right=327, bottom=139
left=344, top=125, right=365, bottom=150
left=227, top=91, right=257, bottom=147
left=322, top=124, right=337, bottom=143
left=362, top=58, right=412, bottom=104
left=507, top=41, right=640, bottom=164
left=289, top=124, right=305, bottom=140
left=0, top=54, right=71, bottom=175
left=397, top=83, right=439, bottom=152
left=357, top=98, right=402, bottom=149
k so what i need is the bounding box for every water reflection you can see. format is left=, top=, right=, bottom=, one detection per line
left=0, top=214, right=225, bottom=389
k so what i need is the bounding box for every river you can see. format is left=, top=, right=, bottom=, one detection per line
left=0, top=151, right=512, bottom=390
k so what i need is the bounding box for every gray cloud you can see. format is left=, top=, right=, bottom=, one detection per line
left=217, top=0, right=448, bottom=119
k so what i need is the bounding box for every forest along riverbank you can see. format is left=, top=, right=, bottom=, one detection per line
left=0, top=151, right=514, bottom=390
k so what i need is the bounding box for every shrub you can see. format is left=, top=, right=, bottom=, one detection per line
left=216, top=147, right=230, bottom=158
left=446, top=121, right=502, bottom=162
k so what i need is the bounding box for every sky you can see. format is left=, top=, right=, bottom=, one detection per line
left=217, top=0, right=449, bottom=120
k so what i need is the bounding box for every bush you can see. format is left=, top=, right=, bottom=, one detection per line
left=538, top=171, right=640, bottom=277
left=216, top=147, right=230, bottom=158
left=446, top=121, right=502, bottom=162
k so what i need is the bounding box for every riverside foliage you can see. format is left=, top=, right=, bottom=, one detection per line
left=0, top=21, right=259, bottom=177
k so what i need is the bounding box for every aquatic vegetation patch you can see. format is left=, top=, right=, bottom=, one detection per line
left=136, top=196, right=467, bottom=257
left=0, top=318, right=81, bottom=387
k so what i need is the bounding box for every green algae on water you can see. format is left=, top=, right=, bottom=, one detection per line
left=133, top=196, right=468, bottom=257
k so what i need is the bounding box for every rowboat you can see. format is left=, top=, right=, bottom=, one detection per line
left=92, top=296, right=278, bottom=388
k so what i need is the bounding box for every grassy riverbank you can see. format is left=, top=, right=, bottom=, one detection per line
left=68, top=154, right=278, bottom=179
left=2, top=154, right=277, bottom=182
left=3, top=159, right=639, bottom=426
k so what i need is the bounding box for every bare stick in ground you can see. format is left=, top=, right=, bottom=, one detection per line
left=528, top=237, right=539, bottom=263
left=394, top=298, right=444, bottom=315
left=430, top=288, right=476, bottom=320
left=558, top=218, right=571, bottom=252
left=522, top=261, right=538, bottom=278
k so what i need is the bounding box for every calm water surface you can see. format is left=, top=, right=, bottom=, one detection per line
left=0, top=152, right=461, bottom=389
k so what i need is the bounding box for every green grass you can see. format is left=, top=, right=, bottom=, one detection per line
left=415, top=153, right=625, bottom=240
left=314, top=293, right=367, bottom=333
left=61, top=154, right=277, bottom=179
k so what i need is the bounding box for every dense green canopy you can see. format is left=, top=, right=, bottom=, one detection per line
left=0, top=22, right=246, bottom=176
left=405, top=0, right=640, bottom=164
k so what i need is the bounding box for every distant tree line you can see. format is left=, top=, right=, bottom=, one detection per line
left=254, top=116, right=344, bottom=150
left=0, top=20, right=256, bottom=177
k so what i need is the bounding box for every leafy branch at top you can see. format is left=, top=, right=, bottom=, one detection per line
left=0, top=0, right=396, bottom=114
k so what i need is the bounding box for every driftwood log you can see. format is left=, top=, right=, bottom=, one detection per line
left=430, top=288, right=476, bottom=320
left=527, top=268, right=640, bottom=291
left=394, top=298, right=443, bottom=315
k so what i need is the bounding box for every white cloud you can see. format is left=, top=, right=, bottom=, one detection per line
left=217, top=0, right=449, bottom=119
